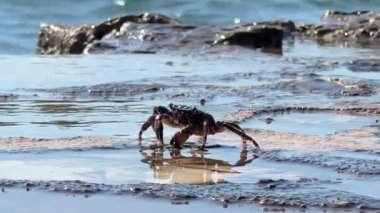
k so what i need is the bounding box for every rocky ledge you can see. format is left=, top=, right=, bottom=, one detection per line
left=298, top=11, right=380, bottom=47
left=36, top=10, right=380, bottom=55
left=37, top=13, right=285, bottom=54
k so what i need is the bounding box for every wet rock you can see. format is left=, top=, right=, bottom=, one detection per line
left=200, top=99, right=206, bottom=106
left=273, top=78, right=345, bottom=95
left=0, top=179, right=379, bottom=210
left=171, top=201, right=189, bottom=205
left=257, top=179, right=276, bottom=184
left=298, top=10, right=380, bottom=47
left=37, top=13, right=287, bottom=55
left=37, top=13, right=179, bottom=54
left=332, top=200, right=355, bottom=208
left=165, top=61, right=174, bottom=66
left=215, top=28, right=283, bottom=50
left=36, top=10, right=380, bottom=54
left=269, top=76, right=377, bottom=97
left=130, top=187, right=141, bottom=193
left=251, top=20, right=296, bottom=35
left=346, top=59, right=380, bottom=72
left=0, top=93, right=18, bottom=102
left=260, top=150, right=380, bottom=176
left=38, top=83, right=167, bottom=98
left=265, top=118, right=274, bottom=124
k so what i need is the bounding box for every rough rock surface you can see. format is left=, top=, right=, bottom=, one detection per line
left=345, top=58, right=380, bottom=72
left=37, top=13, right=178, bottom=54
left=37, top=13, right=288, bottom=54
left=1, top=178, right=379, bottom=210
left=298, top=10, right=380, bottom=46
left=36, top=10, right=380, bottom=54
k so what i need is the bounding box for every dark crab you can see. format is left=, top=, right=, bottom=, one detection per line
left=138, top=103, right=260, bottom=150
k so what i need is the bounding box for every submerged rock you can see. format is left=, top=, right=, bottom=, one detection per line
left=346, top=58, right=380, bottom=72
left=1, top=179, right=379, bottom=210
left=271, top=77, right=376, bottom=97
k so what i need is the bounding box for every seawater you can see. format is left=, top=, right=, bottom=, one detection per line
left=0, top=0, right=380, bottom=211
left=1, top=0, right=380, bottom=54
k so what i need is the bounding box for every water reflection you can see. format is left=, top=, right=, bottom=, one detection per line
left=139, top=147, right=258, bottom=184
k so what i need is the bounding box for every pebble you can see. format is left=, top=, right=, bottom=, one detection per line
left=200, top=99, right=206, bottom=105
left=332, top=200, right=355, bottom=208
left=165, top=61, right=174, bottom=66
left=171, top=201, right=189, bottom=205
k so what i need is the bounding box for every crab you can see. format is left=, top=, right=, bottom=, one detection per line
left=138, top=103, right=260, bottom=150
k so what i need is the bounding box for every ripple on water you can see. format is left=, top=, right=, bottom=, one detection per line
left=243, top=111, right=376, bottom=136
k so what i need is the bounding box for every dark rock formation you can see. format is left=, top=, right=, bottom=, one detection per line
left=37, top=10, right=380, bottom=54
left=37, top=13, right=284, bottom=55
left=298, top=10, right=380, bottom=47
left=37, top=13, right=179, bottom=54
left=345, top=58, right=380, bottom=72
left=215, top=28, right=283, bottom=49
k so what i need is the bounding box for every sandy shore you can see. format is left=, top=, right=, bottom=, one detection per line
left=0, top=124, right=377, bottom=153
left=1, top=188, right=263, bottom=213
left=1, top=188, right=352, bottom=213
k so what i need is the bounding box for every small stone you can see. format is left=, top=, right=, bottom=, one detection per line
left=265, top=117, right=274, bottom=124
left=165, top=61, right=174, bottom=66
left=25, top=183, right=34, bottom=187
left=130, top=187, right=141, bottom=193
left=333, top=200, right=354, bottom=208
left=221, top=198, right=230, bottom=203
left=258, top=179, right=275, bottom=184
left=171, top=201, right=189, bottom=205
left=222, top=203, right=228, bottom=208
left=200, top=99, right=206, bottom=106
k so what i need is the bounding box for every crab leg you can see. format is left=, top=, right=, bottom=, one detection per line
left=233, top=146, right=258, bottom=166
left=200, top=120, right=209, bottom=150
left=138, top=114, right=165, bottom=145
left=170, top=125, right=195, bottom=149
left=217, top=121, right=260, bottom=149
left=153, top=115, right=164, bottom=145
left=138, top=115, right=155, bottom=140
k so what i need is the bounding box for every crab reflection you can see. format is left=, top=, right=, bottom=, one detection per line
left=139, top=146, right=258, bottom=184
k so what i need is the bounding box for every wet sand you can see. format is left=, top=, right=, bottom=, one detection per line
left=0, top=189, right=266, bottom=213
left=2, top=188, right=370, bottom=213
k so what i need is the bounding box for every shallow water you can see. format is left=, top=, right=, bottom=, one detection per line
left=1, top=189, right=266, bottom=213
left=0, top=38, right=380, bottom=209
left=244, top=112, right=376, bottom=136
left=1, top=1, right=380, bottom=211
